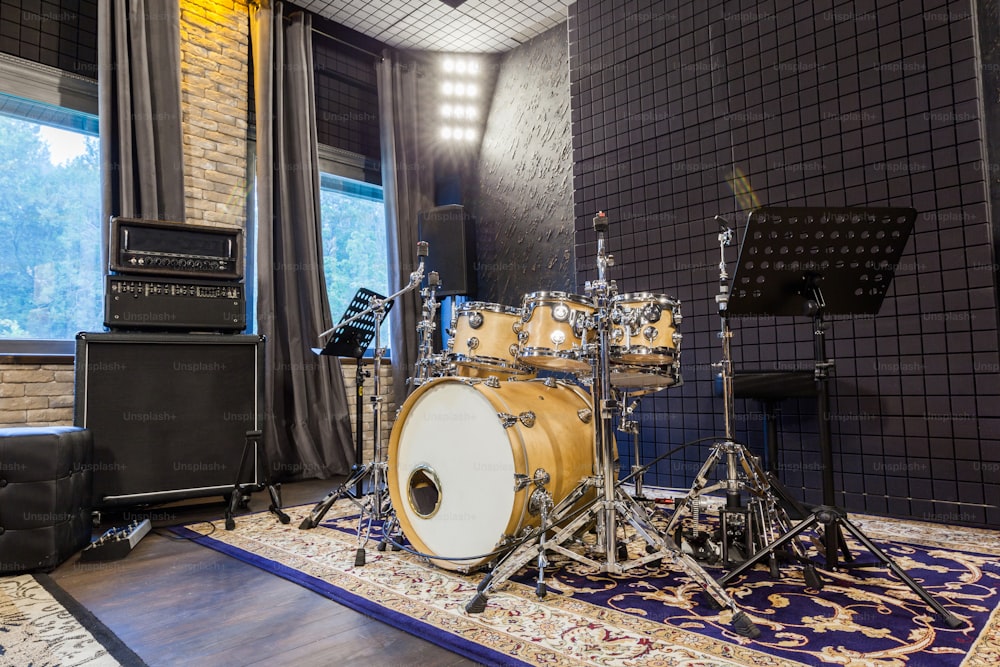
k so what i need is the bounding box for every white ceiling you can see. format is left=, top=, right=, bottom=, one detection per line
left=296, top=0, right=571, bottom=53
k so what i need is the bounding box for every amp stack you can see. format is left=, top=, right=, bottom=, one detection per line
left=104, top=217, right=247, bottom=333
left=74, top=218, right=264, bottom=508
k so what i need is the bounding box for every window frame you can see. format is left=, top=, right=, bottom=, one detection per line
left=317, top=144, right=390, bottom=357
left=0, top=54, right=99, bottom=358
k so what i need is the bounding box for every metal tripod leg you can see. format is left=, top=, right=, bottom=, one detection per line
left=717, top=506, right=962, bottom=629
left=225, top=430, right=290, bottom=530
left=466, top=478, right=761, bottom=638
left=298, top=462, right=374, bottom=530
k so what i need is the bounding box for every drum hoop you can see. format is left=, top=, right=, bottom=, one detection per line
left=457, top=302, right=522, bottom=316
left=609, top=345, right=677, bottom=355
left=452, top=353, right=535, bottom=372
left=612, top=292, right=679, bottom=305
left=522, top=291, right=594, bottom=307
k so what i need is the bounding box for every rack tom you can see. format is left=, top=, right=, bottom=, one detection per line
left=449, top=301, right=535, bottom=378
left=609, top=293, right=681, bottom=365
left=517, top=291, right=595, bottom=373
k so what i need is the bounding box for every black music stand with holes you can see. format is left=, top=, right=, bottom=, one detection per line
left=716, top=206, right=961, bottom=629
left=314, top=288, right=392, bottom=499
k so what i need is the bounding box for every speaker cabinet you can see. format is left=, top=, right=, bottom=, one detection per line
left=74, top=332, right=263, bottom=507
left=418, top=205, right=477, bottom=297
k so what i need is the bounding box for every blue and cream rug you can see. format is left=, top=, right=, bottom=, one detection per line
left=173, top=502, right=1000, bottom=666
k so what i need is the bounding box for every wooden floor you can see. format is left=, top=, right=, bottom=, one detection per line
left=50, top=479, right=479, bottom=667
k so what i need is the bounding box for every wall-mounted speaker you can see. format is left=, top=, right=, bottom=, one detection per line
left=418, top=204, right=477, bottom=297
left=74, top=332, right=264, bottom=507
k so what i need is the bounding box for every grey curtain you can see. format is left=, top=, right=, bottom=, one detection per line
left=98, top=0, right=186, bottom=268
left=250, top=2, right=354, bottom=478
left=378, top=52, right=434, bottom=410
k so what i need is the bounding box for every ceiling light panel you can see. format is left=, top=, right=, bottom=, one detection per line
left=297, top=0, right=571, bottom=53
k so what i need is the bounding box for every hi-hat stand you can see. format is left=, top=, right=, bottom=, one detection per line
left=299, top=243, right=428, bottom=566
left=715, top=206, right=961, bottom=629
left=666, top=217, right=816, bottom=582
left=465, top=212, right=760, bottom=639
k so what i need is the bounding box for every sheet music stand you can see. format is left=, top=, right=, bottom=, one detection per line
left=315, top=288, right=392, bottom=498
left=718, top=206, right=960, bottom=628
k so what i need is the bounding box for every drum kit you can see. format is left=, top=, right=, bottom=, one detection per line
left=301, top=211, right=772, bottom=637
left=290, top=204, right=970, bottom=637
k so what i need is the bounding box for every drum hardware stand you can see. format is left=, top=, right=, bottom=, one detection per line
left=619, top=395, right=648, bottom=500
left=667, top=217, right=814, bottom=578
left=411, top=270, right=444, bottom=387
left=465, top=213, right=761, bottom=639
left=225, top=429, right=291, bottom=530
left=716, top=206, right=960, bottom=629
left=300, top=243, right=429, bottom=566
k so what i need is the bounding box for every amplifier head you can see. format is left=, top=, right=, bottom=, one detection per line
left=110, top=217, right=244, bottom=280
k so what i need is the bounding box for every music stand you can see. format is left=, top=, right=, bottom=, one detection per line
left=316, top=288, right=392, bottom=493
left=302, top=288, right=392, bottom=530
left=718, top=206, right=961, bottom=628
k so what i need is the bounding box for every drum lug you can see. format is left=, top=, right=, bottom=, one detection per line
left=543, top=376, right=557, bottom=388
left=643, top=325, right=658, bottom=342
left=577, top=408, right=593, bottom=423
left=673, top=331, right=683, bottom=347
left=497, top=410, right=535, bottom=427
left=467, top=336, right=480, bottom=350
left=483, top=375, right=501, bottom=389
left=468, top=312, right=484, bottom=329
left=528, top=486, right=553, bottom=516
left=642, top=303, right=662, bottom=322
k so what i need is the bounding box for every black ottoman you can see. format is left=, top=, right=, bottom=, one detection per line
left=0, top=426, right=93, bottom=573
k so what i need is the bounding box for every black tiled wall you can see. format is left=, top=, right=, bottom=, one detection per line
left=0, top=0, right=98, bottom=76
left=569, top=0, right=999, bottom=527
left=313, top=34, right=381, bottom=166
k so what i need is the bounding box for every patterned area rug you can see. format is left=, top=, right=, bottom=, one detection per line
left=0, top=573, right=146, bottom=666
left=173, top=502, right=1000, bottom=667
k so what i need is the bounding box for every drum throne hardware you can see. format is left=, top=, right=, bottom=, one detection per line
left=665, top=217, right=816, bottom=580
left=299, top=242, right=429, bottom=567
left=464, top=212, right=761, bottom=639
left=713, top=207, right=960, bottom=629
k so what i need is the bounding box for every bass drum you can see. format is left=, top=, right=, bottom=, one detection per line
left=388, top=377, right=597, bottom=572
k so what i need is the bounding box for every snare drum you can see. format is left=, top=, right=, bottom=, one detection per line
left=388, top=377, right=599, bottom=572
left=609, top=293, right=681, bottom=365
left=449, top=302, right=535, bottom=378
left=518, top=291, right=595, bottom=373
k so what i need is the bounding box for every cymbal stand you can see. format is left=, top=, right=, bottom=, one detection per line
left=299, top=243, right=428, bottom=566
left=665, top=218, right=816, bottom=582
left=465, top=213, right=760, bottom=639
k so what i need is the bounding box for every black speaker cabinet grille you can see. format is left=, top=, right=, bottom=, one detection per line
left=73, top=333, right=264, bottom=507
left=418, top=204, right=477, bottom=297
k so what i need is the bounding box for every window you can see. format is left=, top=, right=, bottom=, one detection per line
left=318, top=166, right=390, bottom=352
left=0, top=92, right=103, bottom=347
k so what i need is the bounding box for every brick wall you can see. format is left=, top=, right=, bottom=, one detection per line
left=0, top=361, right=75, bottom=426
left=179, top=0, right=249, bottom=228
